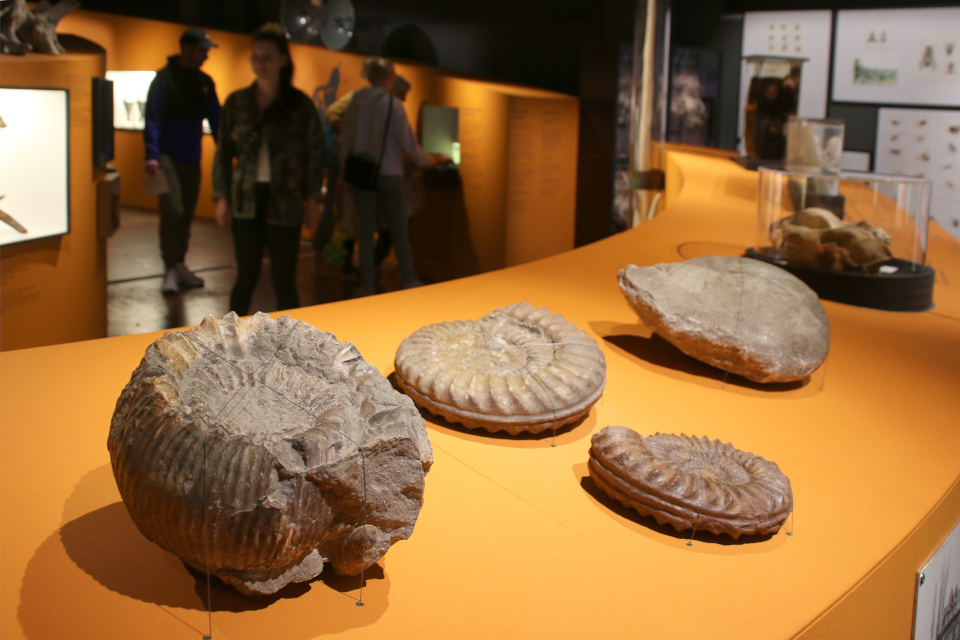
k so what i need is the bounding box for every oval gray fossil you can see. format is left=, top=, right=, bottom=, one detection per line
left=618, top=256, right=829, bottom=383
left=589, top=426, right=793, bottom=539
left=108, top=312, right=433, bottom=595
left=394, top=302, right=606, bottom=435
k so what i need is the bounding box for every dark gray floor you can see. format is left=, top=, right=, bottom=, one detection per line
left=107, top=208, right=399, bottom=337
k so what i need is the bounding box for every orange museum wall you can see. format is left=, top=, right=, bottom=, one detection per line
left=58, top=11, right=579, bottom=276
left=0, top=48, right=108, bottom=351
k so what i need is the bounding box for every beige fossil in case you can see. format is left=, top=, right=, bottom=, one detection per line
left=108, top=312, right=433, bottom=595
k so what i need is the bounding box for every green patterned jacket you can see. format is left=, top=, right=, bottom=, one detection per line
left=212, top=83, right=324, bottom=227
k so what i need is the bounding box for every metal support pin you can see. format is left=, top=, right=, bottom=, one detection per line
left=919, top=572, right=926, bottom=586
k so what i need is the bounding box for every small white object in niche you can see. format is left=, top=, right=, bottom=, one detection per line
left=914, top=519, right=960, bottom=640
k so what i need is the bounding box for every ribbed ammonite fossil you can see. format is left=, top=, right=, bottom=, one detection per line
left=108, top=312, right=433, bottom=595
left=588, top=426, right=792, bottom=538
left=394, top=302, right=606, bottom=435
left=618, top=256, right=829, bottom=383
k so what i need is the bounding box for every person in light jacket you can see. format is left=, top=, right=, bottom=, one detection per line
left=339, top=57, right=448, bottom=296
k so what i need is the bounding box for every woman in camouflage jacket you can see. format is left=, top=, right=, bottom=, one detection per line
left=213, top=25, right=324, bottom=315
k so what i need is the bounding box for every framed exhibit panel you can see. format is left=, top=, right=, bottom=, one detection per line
left=0, top=87, right=70, bottom=247
left=420, top=104, right=459, bottom=163
left=914, top=520, right=960, bottom=640
left=832, top=7, right=960, bottom=107
left=105, top=70, right=155, bottom=130
left=739, top=10, right=833, bottom=152
left=875, top=107, right=960, bottom=241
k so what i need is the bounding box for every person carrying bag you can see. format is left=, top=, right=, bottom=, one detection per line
left=343, top=93, right=393, bottom=190
left=338, top=57, right=447, bottom=296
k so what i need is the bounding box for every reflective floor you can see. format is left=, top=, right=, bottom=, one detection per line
left=107, top=208, right=401, bottom=337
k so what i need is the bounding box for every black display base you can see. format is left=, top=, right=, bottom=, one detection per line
left=745, top=248, right=935, bottom=312
left=423, top=164, right=461, bottom=189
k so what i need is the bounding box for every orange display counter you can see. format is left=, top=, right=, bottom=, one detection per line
left=2, top=150, right=959, bottom=639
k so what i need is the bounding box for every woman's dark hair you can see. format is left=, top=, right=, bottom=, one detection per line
left=252, top=25, right=294, bottom=89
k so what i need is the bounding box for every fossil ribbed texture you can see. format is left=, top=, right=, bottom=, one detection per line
left=589, top=427, right=792, bottom=538
left=108, top=312, right=433, bottom=595
left=618, top=256, right=829, bottom=383
left=394, top=302, right=606, bottom=434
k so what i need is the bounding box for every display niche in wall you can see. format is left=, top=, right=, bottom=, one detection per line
left=105, top=70, right=154, bottom=131
left=0, top=87, right=70, bottom=247
left=106, top=70, right=213, bottom=134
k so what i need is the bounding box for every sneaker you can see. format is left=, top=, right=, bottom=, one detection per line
left=161, top=268, right=179, bottom=295
left=175, top=263, right=204, bottom=288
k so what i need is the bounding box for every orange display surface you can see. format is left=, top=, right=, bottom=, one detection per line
left=2, top=151, right=960, bottom=639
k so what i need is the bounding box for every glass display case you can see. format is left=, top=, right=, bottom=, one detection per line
left=784, top=117, right=846, bottom=216
left=0, top=87, right=70, bottom=247
left=748, top=165, right=935, bottom=311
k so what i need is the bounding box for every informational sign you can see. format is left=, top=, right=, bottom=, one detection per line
left=833, top=7, right=960, bottom=107
left=914, top=519, right=960, bottom=640
left=505, top=97, right=577, bottom=266
left=0, top=87, right=70, bottom=247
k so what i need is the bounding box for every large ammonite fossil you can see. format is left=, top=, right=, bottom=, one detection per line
left=108, top=312, right=433, bottom=595
left=618, top=256, right=829, bottom=383
left=588, top=426, right=792, bottom=538
left=394, top=302, right=606, bottom=435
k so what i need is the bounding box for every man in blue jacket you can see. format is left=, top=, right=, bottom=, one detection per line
left=144, top=28, right=221, bottom=295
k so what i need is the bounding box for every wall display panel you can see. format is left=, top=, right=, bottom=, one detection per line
left=833, top=7, right=960, bottom=107
left=106, top=70, right=215, bottom=136
left=105, top=70, right=154, bottom=131
left=875, top=107, right=960, bottom=241
left=914, top=519, right=960, bottom=640
left=739, top=10, right=833, bottom=153
left=0, top=87, right=70, bottom=247
left=420, top=104, right=460, bottom=162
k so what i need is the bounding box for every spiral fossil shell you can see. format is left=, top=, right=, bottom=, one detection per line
left=394, top=302, right=606, bottom=434
left=618, top=256, right=829, bottom=383
left=588, top=426, right=792, bottom=538
left=108, top=312, right=433, bottom=595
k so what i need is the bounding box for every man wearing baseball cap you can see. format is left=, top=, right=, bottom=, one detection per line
left=143, top=27, right=221, bottom=295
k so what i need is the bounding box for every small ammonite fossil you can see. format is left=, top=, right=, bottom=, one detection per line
left=588, top=426, right=792, bottom=538
left=108, top=312, right=433, bottom=595
left=394, top=302, right=606, bottom=435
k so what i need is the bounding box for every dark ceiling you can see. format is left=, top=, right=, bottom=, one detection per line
left=71, top=0, right=958, bottom=95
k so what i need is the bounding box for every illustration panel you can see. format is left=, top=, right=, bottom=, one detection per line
left=875, top=107, right=960, bottom=241
left=833, top=7, right=960, bottom=106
